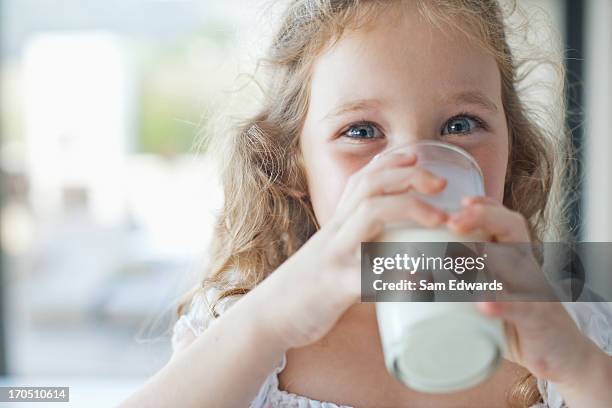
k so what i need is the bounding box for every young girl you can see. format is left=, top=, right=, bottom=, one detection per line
left=123, top=0, right=612, bottom=407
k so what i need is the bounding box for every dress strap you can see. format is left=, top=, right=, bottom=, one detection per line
left=264, top=353, right=353, bottom=408
left=249, top=354, right=287, bottom=408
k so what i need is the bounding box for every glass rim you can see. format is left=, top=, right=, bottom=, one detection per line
left=380, top=140, right=484, bottom=182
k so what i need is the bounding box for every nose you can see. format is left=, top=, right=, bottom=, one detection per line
left=378, top=128, right=437, bottom=160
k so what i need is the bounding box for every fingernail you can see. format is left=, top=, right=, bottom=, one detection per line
left=448, top=213, right=461, bottom=225
left=432, top=211, right=448, bottom=225
left=482, top=302, right=504, bottom=314
left=462, top=197, right=475, bottom=206
left=475, top=302, right=491, bottom=313
left=399, top=152, right=416, bottom=160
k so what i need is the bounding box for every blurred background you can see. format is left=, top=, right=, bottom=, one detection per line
left=0, top=0, right=610, bottom=406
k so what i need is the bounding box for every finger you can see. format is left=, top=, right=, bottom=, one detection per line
left=336, top=193, right=448, bottom=255
left=476, top=300, right=507, bottom=315
left=447, top=202, right=530, bottom=242
left=364, top=151, right=417, bottom=174
left=476, top=301, right=547, bottom=329
left=377, top=167, right=447, bottom=195
left=341, top=152, right=417, bottom=204
left=502, top=320, right=521, bottom=364
left=337, top=152, right=418, bottom=214
left=462, top=196, right=500, bottom=207
left=346, top=167, right=446, bottom=209
left=337, top=166, right=446, bottom=221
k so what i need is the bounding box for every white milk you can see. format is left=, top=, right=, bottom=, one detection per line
left=375, top=227, right=506, bottom=393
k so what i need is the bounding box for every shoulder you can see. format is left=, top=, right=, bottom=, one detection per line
left=168, top=285, right=283, bottom=408
left=171, top=286, right=240, bottom=354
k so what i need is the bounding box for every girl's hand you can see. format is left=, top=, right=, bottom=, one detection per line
left=256, top=151, right=448, bottom=350
left=447, top=197, right=612, bottom=406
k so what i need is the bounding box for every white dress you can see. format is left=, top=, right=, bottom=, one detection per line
left=171, top=291, right=612, bottom=408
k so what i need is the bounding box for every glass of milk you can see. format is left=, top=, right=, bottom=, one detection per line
left=374, top=141, right=506, bottom=393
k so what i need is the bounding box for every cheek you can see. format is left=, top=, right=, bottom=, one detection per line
left=469, top=141, right=508, bottom=203
left=302, top=146, right=372, bottom=225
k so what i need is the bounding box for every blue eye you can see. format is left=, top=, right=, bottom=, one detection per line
left=343, top=122, right=382, bottom=140
left=442, top=115, right=483, bottom=135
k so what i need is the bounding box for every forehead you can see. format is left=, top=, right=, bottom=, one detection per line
left=308, top=6, right=502, bottom=117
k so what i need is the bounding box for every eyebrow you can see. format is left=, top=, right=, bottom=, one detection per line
left=442, top=90, right=499, bottom=114
left=322, top=99, right=385, bottom=122
left=322, top=90, right=499, bottom=122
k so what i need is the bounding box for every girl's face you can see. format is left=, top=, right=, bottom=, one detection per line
left=300, top=7, right=509, bottom=226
